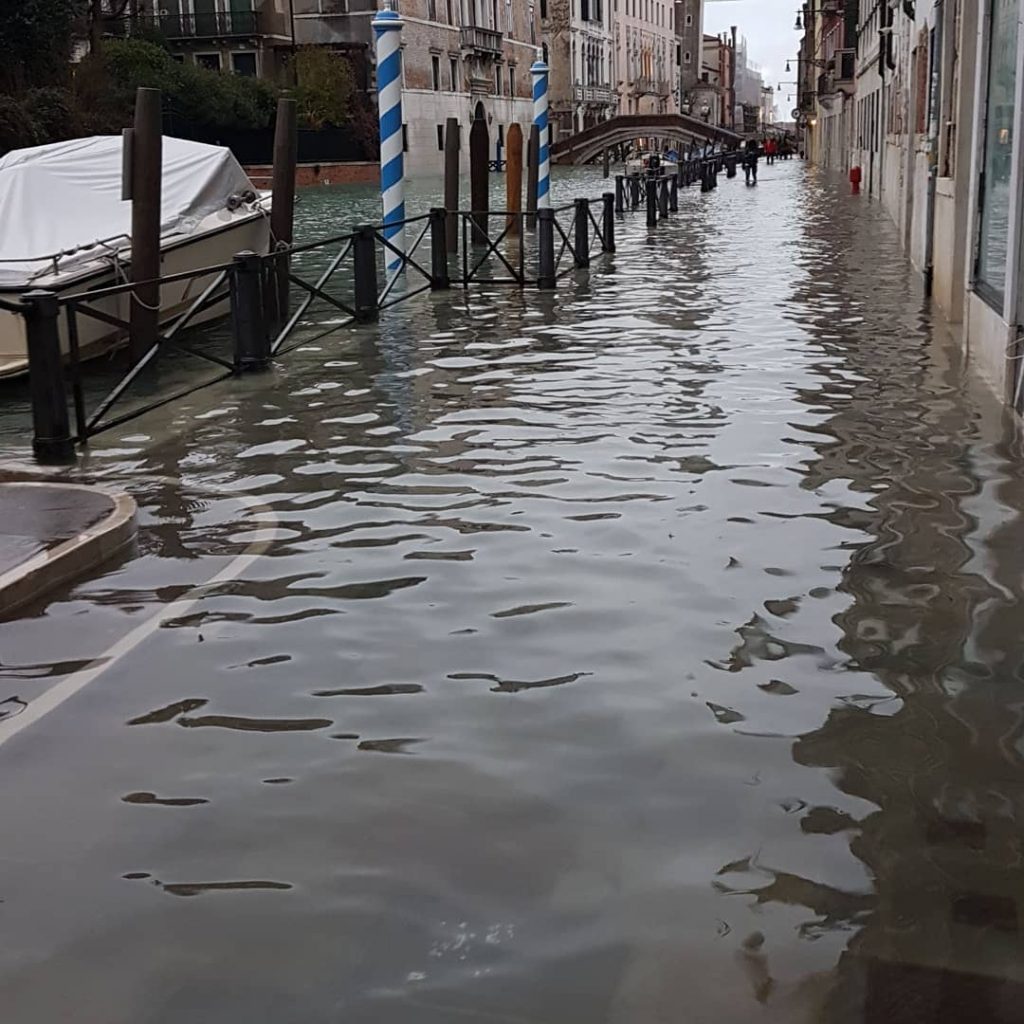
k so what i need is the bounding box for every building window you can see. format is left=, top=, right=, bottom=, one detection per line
left=684, top=50, right=691, bottom=64
left=509, top=65, right=516, bottom=95
left=450, top=57, right=460, bottom=90
left=494, top=64, right=502, bottom=95
left=231, top=52, right=257, bottom=77
left=196, top=52, right=222, bottom=71
left=432, top=54, right=441, bottom=91
left=428, top=0, right=437, bottom=19
left=975, top=0, right=1019, bottom=309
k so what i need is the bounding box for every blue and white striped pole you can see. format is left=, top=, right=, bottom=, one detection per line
left=531, top=59, right=551, bottom=209
left=373, top=3, right=405, bottom=272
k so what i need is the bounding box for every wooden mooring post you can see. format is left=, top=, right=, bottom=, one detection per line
left=269, top=97, right=298, bottom=325
left=444, top=117, right=459, bottom=253
left=526, top=124, right=540, bottom=231
left=470, top=116, right=489, bottom=244
left=506, top=123, right=523, bottom=237
left=129, top=87, right=162, bottom=365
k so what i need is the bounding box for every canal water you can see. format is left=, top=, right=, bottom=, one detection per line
left=2, top=162, right=1024, bottom=1022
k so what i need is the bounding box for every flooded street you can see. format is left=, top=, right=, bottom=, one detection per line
left=4, top=162, right=1024, bottom=1022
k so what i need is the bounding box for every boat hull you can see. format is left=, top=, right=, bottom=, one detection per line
left=0, top=210, right=269, bottom=379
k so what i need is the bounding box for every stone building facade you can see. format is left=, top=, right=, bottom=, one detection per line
left=675, top=0, right=704, bottom=104
left=810, top=0, right=1024, bottom=419
left=293, top=0, right=541, bottom=174
left=616, top=0, right=678, bottom=115
left=541, top=0, right=616, bottom=139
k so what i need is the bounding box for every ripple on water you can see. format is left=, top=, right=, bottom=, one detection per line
left=6, top=164, right=1024, bottom=1023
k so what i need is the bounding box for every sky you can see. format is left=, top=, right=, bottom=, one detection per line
left=703, top=0, right=803, bottom=117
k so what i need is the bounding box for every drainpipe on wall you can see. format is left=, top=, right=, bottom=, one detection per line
left=923, top=1, right=943, bottom=297
left=730, top=25, right=738, bottom=133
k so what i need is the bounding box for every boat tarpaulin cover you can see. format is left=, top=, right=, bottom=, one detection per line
left=0, top=135, right=255, bottom=287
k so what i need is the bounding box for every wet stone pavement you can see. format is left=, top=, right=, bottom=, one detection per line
left=3, top=162, right=1024, bottom=1022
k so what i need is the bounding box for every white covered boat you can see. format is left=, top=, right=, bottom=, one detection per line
left=0, top=136, right=271, bottom=378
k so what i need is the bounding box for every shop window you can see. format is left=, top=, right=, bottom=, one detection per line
left=975, top=0, right=1019, bottom=308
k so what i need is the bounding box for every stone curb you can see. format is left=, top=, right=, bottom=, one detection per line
left=0, top=482, right=138, bottom=619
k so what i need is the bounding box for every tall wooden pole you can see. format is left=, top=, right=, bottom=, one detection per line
left=526, top=123, right=539, bottom=231
left=506, top=123, right=523, bottom=238
left=444, top=117, right=459, bottom=254
left=270, top=97, right=298, bottom=324
left=469, top=115, right=489, bottom=245
left=129, top=87, right=162, bottom=364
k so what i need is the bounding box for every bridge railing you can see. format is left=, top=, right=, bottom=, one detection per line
left=552, top=113, right=744, bottom=165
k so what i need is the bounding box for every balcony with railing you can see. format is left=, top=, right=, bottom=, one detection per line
left=460, top=25, right=503, bottom=57
left=633, top=76, right=671, bottom=97
left=573, top=84, right=616, bottom=105
left=836, top=48, right=856, bottom=88
left=139, top=9, right=263, bottom=40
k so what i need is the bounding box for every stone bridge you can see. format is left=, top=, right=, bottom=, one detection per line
left=551, top=114, right=744, bottom=166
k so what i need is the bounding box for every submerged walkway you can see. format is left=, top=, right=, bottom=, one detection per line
left=0, top=479, right=135, bottom=618
left=2, top=162, right=1024, bottom=1023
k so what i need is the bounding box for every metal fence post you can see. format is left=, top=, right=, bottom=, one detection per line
left=646, top=176, right=657, bottom=227
left=658, top=175, right=669, bottom=219
left=537, top=208, right=556, bottom=290
left=615, top=174, right=625, bottom=214
left=573, top=198, right=590, bottom=269
left=230, top=251, right=269, bottom=371
left=669, top=174, right=678, bottom=212
left=24, top=290, right=74, bottom=463
left=429, top=207, right=450, bottom=290
left=602, top=192, right=616, bottom=253
left=353, top=225, right=379, bottom=322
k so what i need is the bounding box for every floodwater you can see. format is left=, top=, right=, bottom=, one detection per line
left=3, top=162, right=1024, bottom=1022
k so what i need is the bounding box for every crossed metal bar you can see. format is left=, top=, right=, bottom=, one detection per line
left=461, top=212, right=528, bottom=286
left=67, top=268, right=232, bottom=440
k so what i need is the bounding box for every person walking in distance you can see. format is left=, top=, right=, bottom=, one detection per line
left=765, top=137, right=776, bottom=166
left=743, top=138, right=760, bottom=185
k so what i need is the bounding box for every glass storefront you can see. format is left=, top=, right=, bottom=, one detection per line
left=975, top=0, right=1019, bottom=309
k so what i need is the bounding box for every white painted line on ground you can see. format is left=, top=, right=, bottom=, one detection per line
left=0, top=471, right=282, bottom=750
left=0, top=534, right=282, bottom=749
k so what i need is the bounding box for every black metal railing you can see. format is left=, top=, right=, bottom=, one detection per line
left=16, top=160, right=736, bottom=462
left=140, top=10, right=259, bottom=38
